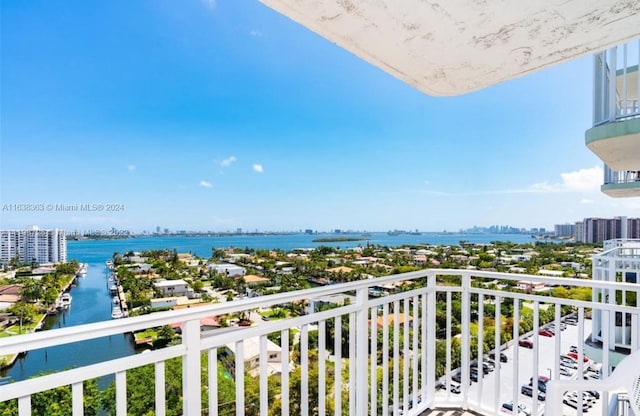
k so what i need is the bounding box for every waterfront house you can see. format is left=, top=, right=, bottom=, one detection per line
left=372, top=312, right=414, bottom=330
left=0, top=284, right=22, bottom=308
left=242, top=274, right=270, bottom=287
left=150, top=296, right=190, bottom=310
left=325, top=266, right=353, bottom=274
left=307, top=293, right=356, bottom=314
left=516, top=280, right=547, bottom=292
left=153, top=279, right=193, bottom=298
left=208, top=262, right=246, bottom=277
left=222, top=336, right=284, bottom=377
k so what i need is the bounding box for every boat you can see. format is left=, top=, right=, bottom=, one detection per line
left=105, top=260, right=114, bottom=270
left=76, top=263, right=88, bottom=277
left=60, top=293, right=72, bottom=309
left=113, top=296, right=120, bottom=305
left=111, top=306, right=124, bottom=319
left=109, top=285, right=118, bottom=295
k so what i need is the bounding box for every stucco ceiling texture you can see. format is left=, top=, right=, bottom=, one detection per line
left=260, top=0, right=640, bottom=96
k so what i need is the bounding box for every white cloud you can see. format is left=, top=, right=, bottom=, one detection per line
left=530, top=166, right=602, bottom=193
left=199, top=180, right=213, bottom=188
left=413, top=166, right=603, bottom=197
left=249, top=29, right=263, bottom=37
left=253, top=164, right=264, bottom=173
left=127, top=164, right=136, bottom=172
left=219, top=156, right=237, bottom=167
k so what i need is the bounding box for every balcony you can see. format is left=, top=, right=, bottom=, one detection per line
left=587, top=39, right=640, bottom=173
left=601, top=165, right=640, bottom=197
left=1, top=269, right=639, bottom=416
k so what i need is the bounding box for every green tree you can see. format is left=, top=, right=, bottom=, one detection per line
left=8, top=302, right=39, bottom=332
left=193, top=279, right=204, bottom=292
left=20, top=278, right=43, bottom=303
left=0, top=379, right=99, bottom=416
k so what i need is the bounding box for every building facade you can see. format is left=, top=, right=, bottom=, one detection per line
left=591, top=239, right=640, bottom=359
left=553, top=223, right=575, bottom=237
left=0, top=226, right=67, bottom=264
left=575, top=216, right=640, bottom=243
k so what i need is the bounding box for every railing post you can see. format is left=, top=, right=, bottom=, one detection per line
left=355, top=287, right=369, bottom=416
left=609, top=46, right=617, bottom=121
left=182, top=318, right=202, bottom=415
left=425, top=272, right=437, bottom=406
left=461, top=273, right=470, bottom=410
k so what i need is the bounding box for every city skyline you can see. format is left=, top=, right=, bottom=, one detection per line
left=2, top=0, right=640, bottom=233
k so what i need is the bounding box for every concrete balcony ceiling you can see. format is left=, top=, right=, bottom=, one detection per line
left=260, top=0, right=640, bottom=96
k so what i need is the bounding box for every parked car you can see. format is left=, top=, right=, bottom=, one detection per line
left=560, top=354, right=578, bottom=364
left=500, top=402, right=531, bottom=416
left=569, top=345, right=578, bottom=353
left=565, top=391, right=596, bottom=405
left=529, top=375, right=550, bottom=392
left=567, top=352, right=589, bottom=363
left=519, top=339, right=533, bottom=348
left=563, top=396, right=591, bottom=411
left=560, top=360, right=578, bottom=370
left=469, top=368, right=480, bottom=382
left=471, top=361, right=492, bottom=374
left=489, top=351, right=508, bottom=362
left=585, top=390, right=600, bottom=399
left=450, top=382, right=462, bottom=394
left=538, top=329, right=554, bottom=337
left=584, top=370, right=600, bottom=380
left=559, top=367, right=574, bottom=377
left=521, top=384, right=547, bottom=401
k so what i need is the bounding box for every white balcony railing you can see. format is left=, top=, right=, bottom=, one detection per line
left=594, top=39, right=640, bottom=126
left=603, top=166, right=640, bottom=186
left=1, top=269, right=639, bottom=416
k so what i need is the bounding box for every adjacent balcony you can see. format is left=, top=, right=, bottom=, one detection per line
left=601, top=165, right=640, bottom=197
left=1, top=269, right=639, bottom=416
left=587, top=39, right=640, bottom=176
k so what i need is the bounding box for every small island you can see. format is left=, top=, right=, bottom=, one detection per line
left=312, top=237, right=368, bottom=243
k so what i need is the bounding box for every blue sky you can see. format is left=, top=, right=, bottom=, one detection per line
left=1, top=0, right=639, bottom=233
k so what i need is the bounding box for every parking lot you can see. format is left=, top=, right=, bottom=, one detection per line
left=437, top=318, right=602, bottom=415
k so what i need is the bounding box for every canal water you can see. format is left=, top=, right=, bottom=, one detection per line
left=2, top=260, right=135, bottom=383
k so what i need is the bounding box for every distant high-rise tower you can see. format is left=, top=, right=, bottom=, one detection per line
left=0, top=226, right=67, bottom=264
left=553, top=223, right=575, bottom=237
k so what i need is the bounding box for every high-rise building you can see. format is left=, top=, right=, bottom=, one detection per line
left=553, top=223, right=575, bottom=237
left=574, top=216, right=640, bottom=243
left=0, top=226, right=67, bottom=264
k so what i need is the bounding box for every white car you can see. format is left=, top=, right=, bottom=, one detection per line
left=500, top=402, right=531, bottom=416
